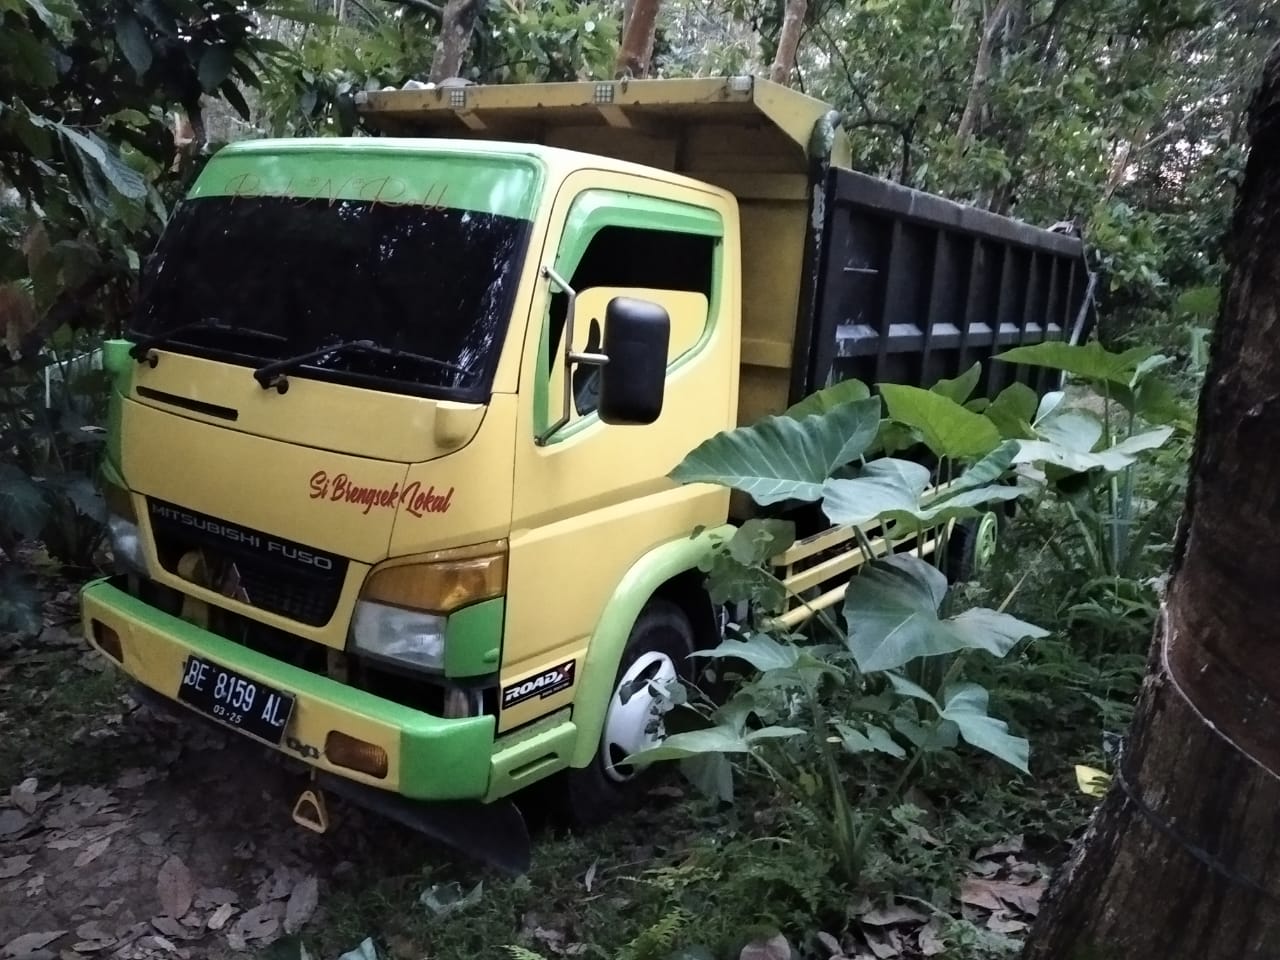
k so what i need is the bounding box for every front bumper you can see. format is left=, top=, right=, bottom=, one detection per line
left=80, top=578, right=495, bottom=801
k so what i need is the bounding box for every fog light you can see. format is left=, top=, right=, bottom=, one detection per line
left=325, top=731, right=389, bottom=779
left=92, top=621, right=123, bottom=662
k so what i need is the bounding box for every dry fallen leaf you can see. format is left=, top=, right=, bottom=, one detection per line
left=156, top=857, right=195, bottom=919
left=149, top=918, right=195, bottom=942
left=207, top=905, right=237, bottom=932
left=283, top=876, right=319, bottom=934
left=987, top=913, right=1028, bottom=934
left=73, top=838, right=111, bottom=868
left=0, top=856, right=32, bottom=880
left=740, top=933, right=791, bottom=960
left=3, top=932, right=67, bottom=958
left=863, top=928, right=901, bottom=959
left=230, top=903, right=283, bottom=944
left=10, top=779, right=39, bottom=815
left=0, top=810, right=30, bottom=838
left=47, top=839, right=83, bottom=852
left=816, top=931, right=844, bottom=957
left=974, top=836, right=1024, bottom=860
left=860, top=905, right=929, bottom=927
left=917, top=919, right=946, bottom=957
left=959, top=878, right=1047, bottom=916
left=583, top=860, right=598, bottom=894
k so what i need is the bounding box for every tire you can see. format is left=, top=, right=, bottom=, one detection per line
left=561, top=598, right=695, bottom=829
left=943, top=510, right=1001, bottom=583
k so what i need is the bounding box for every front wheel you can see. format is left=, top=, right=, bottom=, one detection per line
left=561, top=599, right=694, bottom=828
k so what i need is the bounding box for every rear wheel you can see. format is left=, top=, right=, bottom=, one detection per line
left=944, top=510, right=1001, bottom=582
left=562, top=598, right=694, bottom=828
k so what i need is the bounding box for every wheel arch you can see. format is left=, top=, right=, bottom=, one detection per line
left=568, top=523, right=731, bottom=768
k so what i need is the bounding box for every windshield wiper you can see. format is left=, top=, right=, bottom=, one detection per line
left=253, top=340, right=475, bottom=393
left=128, top=318, right=288, bottom=365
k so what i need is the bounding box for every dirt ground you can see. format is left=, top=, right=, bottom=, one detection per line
left=0, top=585, right=422, bottom=960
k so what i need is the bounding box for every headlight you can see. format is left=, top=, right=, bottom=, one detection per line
left=351, top=601, right=447, bottom=670
left=350, top=542, right=506, bottom=672
left=104, top=481, right=146, bottom=575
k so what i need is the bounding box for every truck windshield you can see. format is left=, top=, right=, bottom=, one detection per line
left=130, top=194, right=531, bottom=401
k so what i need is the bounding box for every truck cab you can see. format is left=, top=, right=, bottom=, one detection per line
left=82, top=76, right=1089, bottom=867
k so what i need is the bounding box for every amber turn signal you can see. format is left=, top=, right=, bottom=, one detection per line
left=361, top=546, right=506, bottom=615
left=325, top=731, right=389, bottom=779
left=92, top=621, right=123, bottom=662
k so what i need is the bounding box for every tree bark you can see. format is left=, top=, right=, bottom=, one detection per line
left=1023, top=40, right=1280, bottom=960
left=768, top=0, right=807, bottom=85
left=428, top=0, right=484, bottom=82
left=615, top=0, right=661, bottom=78
left=956, top=0, right=1016, bottom=146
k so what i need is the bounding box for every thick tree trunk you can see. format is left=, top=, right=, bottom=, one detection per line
left=956, top=0, right=1016, bottom=146
left=615, top=0, right=661, bottom=78
left=1023, top=40, right=1280, bottom=960
left=768, top=0, right=807, bottom=85
left=428, top=0, right=483, bottom=82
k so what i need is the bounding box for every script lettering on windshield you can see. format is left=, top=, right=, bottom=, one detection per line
left=224, top=173, right=450, bottom=210
left=309, top=470, right=454, bottom=518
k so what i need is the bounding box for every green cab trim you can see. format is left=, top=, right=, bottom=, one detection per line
left=80, top=579, right=494, bottom=801
left=534, top=190, right=726, bottom=439
left=552, top=189, right=723, bottom=278
left=445, top=597, right=504, bottom=678
left=188, top=142, right=543, bottom=220
left=102, top=339, right=135, bottom=474
left=569, top=524, right=732, bottom=768
left=486, top=710, right=577, bottom=802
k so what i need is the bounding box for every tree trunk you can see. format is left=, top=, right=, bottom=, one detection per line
left=428, top=0, right=483, bottom=82
left=615, top=0, right=661, bottom=78
left=768, top=0, right=807, bottom=85
left=956, top=0, right=1016, bottom=146
left=1023, top=41, right=1280, bottom=960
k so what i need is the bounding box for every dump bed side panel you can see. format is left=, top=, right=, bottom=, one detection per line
left=793, top=168, right=1093, bottom=403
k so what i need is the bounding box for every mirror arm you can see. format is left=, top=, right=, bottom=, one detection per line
left=538, top=266, right=585, bottom=445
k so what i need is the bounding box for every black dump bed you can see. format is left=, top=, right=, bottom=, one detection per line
left=792, top=168, right=1094, bottom=405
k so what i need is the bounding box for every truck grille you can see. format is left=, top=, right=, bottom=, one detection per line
left=146, top=498, right=347, bottom=627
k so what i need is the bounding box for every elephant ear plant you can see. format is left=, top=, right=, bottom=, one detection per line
left=627, top=349, right=1179, bottom=883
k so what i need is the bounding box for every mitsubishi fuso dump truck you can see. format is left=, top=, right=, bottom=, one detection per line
left=80, top=76, right=1093, bottom=872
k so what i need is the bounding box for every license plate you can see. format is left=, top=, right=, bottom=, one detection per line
left=177, top=655, right=295, bottom=745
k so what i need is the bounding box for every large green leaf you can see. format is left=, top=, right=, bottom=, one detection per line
left=57, top=126, right=148, bottom=200
left=695, top=633, right=800, bottom=672
left=726, top=519, right=795, bottom=566
left=627, top=724, right=805, bottom=765
left=930, top=363, right=981, bottom=405
left=0, top=464, right=49, bottom=540
left=833, top=721, right=906, bottom=759
left=823, top=447, right=1025, bottom=530
left=995, top=341, right=1155, bottom=386
left=198, top=44, right=236, bottom=92
left=880, top=384, right=1001, bottom=460
left=984, top=383, right=1038, bottom=439
left=114, top=13, right=153, bottom=77
left=1014, top=427, right=1174, bottom=474
left=785, top=379, right=871, bottom=419
left=939, top=683, right=1029, bottom=773
left=821, top=459, right=931, bottom=527
left=671, top=398, right=881, bottom=504
left=843, top=555, right=1044, bottom=672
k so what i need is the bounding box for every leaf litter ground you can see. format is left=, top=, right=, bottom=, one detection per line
left=0, top=577, right=1074, bottom=960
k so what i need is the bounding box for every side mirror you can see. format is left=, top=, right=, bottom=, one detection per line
left=598, top=297, right=670, bottom=425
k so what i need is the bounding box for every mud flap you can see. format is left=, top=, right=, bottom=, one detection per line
left=315, top=773, right=532, bottom=875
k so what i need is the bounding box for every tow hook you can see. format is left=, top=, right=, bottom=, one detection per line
left=292, top=786, right=330, bottom=834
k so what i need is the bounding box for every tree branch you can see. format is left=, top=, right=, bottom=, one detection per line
left=370, top=0, right=442, bottom=21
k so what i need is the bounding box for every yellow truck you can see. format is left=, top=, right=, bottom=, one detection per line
left=81, top=76, right=1091, bottom=871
